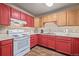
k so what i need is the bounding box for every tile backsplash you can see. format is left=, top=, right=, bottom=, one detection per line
left=63, top=26, right=79, bottom=33
left=0, top=27, right=8, bottom=34
left=1, top=23, right=79, bottom=34
left=43, top=22, right=79, bottom=33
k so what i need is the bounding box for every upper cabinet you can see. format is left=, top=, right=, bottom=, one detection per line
left=21, top=12, right=27, bottom=21
left=56, top=10, right=67, bottom=26
left=67, top=9, right=78, bottom=26
left=42, top=13, right=57, bottom=22
left=40, top=6, right=79, bottom=27
left=26, top=15, right=34, bottom=27
left=56, top=7, right=79, bottom=26
left=11, top=8, right=21, bottom=19
left=0, top=4, right=34, bottom=27
left=0, top=4, right=11, bottom=26
left=34, top=17, right=41, bottom=28
left=56, top=8, right=79, bottom=26
left=40, top=13, right=57, bottom=27
left=21, top=13, right=34, bottom=27
left=11, top=6, right=34, bottom=27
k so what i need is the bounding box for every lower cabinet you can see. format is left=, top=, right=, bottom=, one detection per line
left=55, top=37, right=79, bottom=55
left=38, top=35, right=48, bottom=47
left=38, top=35, right=55, bottom=49
left=30, top=34, right=79, bottom=55
left=30, top=41, right=37, bottom=48
left=55, top=41, right=72, bottom=55
left=0, top=39, right=13, bottom=56
left=30, top=35, right=38, bottom=48
left=47, top=36, right=55, bottom=49
left=72, top=38, right=79, bottom=56
left=1, top=44, right=13, bottom=56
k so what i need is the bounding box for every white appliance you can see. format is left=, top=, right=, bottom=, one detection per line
left=8, top=29, right=30, bottom=56
left=10, top=18, right=27, bottom=27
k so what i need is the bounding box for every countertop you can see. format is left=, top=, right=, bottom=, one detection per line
left=32, top=33, right=79, bottom=38
left=0, top=34, right=13, bottom=41
left=1, top=32, right=79, bottom=41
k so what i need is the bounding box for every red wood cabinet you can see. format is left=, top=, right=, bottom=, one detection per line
left=1, top=44, right=13, bottom=56
left=0, top=4, right=10, bottom=26
left=38, top=35, right=56, bottom=49
left=21, top=12, right=34, bottom=27
left=30, top=34, right=79, bottom=55
left=30, top=35, right=38, bottom=48
left=47, top=36, right=55, bottom=49
left=21, top=12, right=26, bottom=21
left=55, top=36, right=72, bottom=55
left=55, top=40, right=72, bottom=55
left=38, top=35, right=48, bottom=47
left=26, top=15, right=34, bottom=27
left=11, top=8, right=21, bottom=19
left=20, top=12, right=27, bottom=26
left=0, top=4, right=34, bottom=27
left=0, top=39, right=13, bottom=56
left=30, top=16, right=34, bottom=27
left=37, top=34, right=41, bottom=45
left=72, top=38, right=79, bottom=56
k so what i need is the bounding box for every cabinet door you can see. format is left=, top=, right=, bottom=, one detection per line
left=72, top=39, right=79, bottom=55
left=11, top=8, right=21, bottom=19
left=56, top=41, right=71, bottom=55
left=26, top=15, right=34, bottom=27
left=31, top=17, right=34, bottom=27
left=29, top=16, right=34, bottom=27
left=30, top=35, right=38, bottom=48
left=0, top=4, right=10, bottom=26
left=0, top=4, right=2, bottom=25
left=45, top=13, right=57, bottom=22
left=30, top=39, right=36, bottom=48
left=76, top=10, right=79, bottom=25
left=21, top=12, right=26, bottom=20
left=30, top=38, right=37, bottom=48
left=67, top=9, right=77, bottom=26
left=34, top=17, right=41, bottom=28
left=47, top=36, right=55, bottom=49
left=56, top=10, right=67, bottom=26
left=39, top=35, right=48, bottom=47
left=1, top=44, right=13, bottom=56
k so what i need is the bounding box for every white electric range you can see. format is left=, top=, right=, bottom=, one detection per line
left=8, top=29, right=30, bottom=56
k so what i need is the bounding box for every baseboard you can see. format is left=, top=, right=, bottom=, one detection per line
left=30, top=45, right=37, bottom=49
left=37, top=45, right=71, bottom=56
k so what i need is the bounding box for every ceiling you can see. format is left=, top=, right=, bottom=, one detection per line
left=8, top=3, right=78, bottom=16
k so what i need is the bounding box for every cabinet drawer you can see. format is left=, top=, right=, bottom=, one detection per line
left=0, top=39, right=13, bottom=45
left=56, top=36, right=72, bottom=42
left=30, top=36, right=37, bottom=39
left=30, top=40, right=37, bottom=44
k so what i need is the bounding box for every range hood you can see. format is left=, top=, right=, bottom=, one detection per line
left=10, top=18, right=27, bottom=27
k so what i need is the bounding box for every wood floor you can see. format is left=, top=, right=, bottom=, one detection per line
left=26, top=46, right=65, bottom=56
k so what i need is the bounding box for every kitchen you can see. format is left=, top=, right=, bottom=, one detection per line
left=0, top=3, right=79, bottom=56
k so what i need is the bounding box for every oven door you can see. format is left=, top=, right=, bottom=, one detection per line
left=14, top=38, right=30, bottom=56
